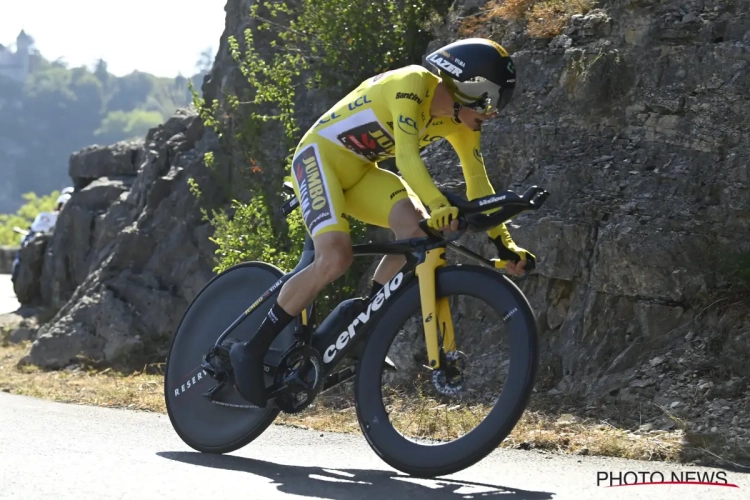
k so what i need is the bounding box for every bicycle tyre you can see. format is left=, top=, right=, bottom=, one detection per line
left=164, top=261, right=293, bottom=454
left=354, top=265, right=539, bottom=477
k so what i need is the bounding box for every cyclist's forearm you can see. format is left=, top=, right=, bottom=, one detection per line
left=395, top=153, right=444, bottom=205
left=488, top=222, right=517, bottom=247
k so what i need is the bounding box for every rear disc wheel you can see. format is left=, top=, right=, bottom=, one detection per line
left=164, top=261, right=295, bottom=454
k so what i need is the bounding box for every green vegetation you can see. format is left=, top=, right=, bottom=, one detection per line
left=0, top=49, right=208, bottom=214
left=0, top=191, right=60, bottom=246
left=94, top=109, right=166, bottom=144
left=188, top=0, right=451, bottom=316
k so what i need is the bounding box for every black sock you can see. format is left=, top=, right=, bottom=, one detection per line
left=369, top=280, right=385, bottom=299
left=247, top=302, right=294, bottom=351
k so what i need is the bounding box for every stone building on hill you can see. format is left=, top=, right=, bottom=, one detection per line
left=0, top=30, right=33, bottom=83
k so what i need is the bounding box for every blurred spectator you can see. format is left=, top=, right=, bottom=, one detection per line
left=11, top=188, right=73, bottom=282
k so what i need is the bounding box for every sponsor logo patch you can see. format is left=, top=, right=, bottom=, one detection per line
left=323, top=272, right=405, bottom=363
left=473, top=148, right=483, bottom=163
left=293, top=145, right=337, bottom=235
left=347, top=95, right=371, bottom=111
left=337, top=122, right=395, bottom=161
left=421, top=134, right=443, bottom=143
left=174, top=370, right=208, bottom=397
left=479, top=194, right=506, bottom=207
left=396, top=92, right=422, bottom=104
left=318, top=111, right=342, bottom=125
left=390, top=188, right=407, bottom=199
left=397, top=115, right=418, bottom=135
left=428, top=53, right=463, bottom=77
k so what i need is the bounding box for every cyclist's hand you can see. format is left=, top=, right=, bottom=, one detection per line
left=426, top=197, right=460, bottom=232
left=502, top=257, right=530, bottom=277
left=491, top=242, right=536, bottom=277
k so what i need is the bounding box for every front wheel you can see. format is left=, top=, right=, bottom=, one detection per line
left=354, top=265, right=539, bottom=477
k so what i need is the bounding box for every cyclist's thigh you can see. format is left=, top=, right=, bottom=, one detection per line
left=343, top=165, right=421, bottom=228
left=290, top=141, right=349, bottom=237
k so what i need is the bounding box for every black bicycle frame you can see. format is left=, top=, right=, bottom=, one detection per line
left=206, top=184, right=549, bottom=394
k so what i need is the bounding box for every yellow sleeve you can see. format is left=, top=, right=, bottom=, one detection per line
left=387, top=73, right=445, bottom=207
left=445, top=126, right=516, bottom=244
left=444, top=125, right=495, bottom=200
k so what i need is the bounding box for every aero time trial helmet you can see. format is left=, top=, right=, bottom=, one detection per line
left=426, top=38, right=516, bottom=114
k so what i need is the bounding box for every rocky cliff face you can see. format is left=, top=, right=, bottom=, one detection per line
left=10, top=0, right=749, bottom=458
left=0, top=246, right=17, bottom=274
left=412, top=0, right=750, bottom=454
left=419, top=0, right=750, bottom=401
left=19, top=111, right=224, bottom=368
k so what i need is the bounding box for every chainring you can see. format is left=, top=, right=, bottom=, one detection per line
left=432, top=350, right=467, bottom=396
left=274, top=345, right=325, bottom=414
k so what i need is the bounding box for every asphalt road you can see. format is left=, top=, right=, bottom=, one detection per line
left=0, top=274, right=19, bottom=315
left=0, top=275, right=747, bottom=498
left=0, top=392, right=747, bottom=500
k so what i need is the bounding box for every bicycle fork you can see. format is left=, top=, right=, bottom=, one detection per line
left=415, top=248, right=456, bottom=370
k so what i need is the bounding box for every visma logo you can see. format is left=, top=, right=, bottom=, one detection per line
left=397, top=115, right=418, bottom=135
left=323, top=272, right=404, bottom=363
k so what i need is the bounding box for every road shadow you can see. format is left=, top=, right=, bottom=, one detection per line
left=157, top=451, right=554, bottom=499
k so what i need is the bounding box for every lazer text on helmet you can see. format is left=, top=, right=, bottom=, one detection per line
left=323, top=271, right=405, bottom=363
left=427, top=53, right=463, bottom=78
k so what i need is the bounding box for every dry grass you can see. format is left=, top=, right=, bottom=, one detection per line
left=0, top=342, right=166, bottom=411
left=458, top=0, right=596, bottom=38
left=0, top=339, right=686, bottom=462
left=282, top=391, right=685, bottom=462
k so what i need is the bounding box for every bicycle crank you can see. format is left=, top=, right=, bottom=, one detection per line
left=273, top=345, right=325, bottom=414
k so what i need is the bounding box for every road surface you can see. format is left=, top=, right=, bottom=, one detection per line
left=0, top=273, right=19, bottom=315
left=0, top=392, right=747, bottom=499
left=0, top=274, right=747, bottom=498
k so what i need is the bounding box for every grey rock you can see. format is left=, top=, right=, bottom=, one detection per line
left=68, top=141, right=142, bottom=189
left=9, top=327, right=35, bottom=343
left=0, top=246, right=18, bottom=274
left=13, top=233, right=49, bottom=305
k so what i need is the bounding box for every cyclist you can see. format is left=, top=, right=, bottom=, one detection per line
left=231, top=37, right=537, bottom=407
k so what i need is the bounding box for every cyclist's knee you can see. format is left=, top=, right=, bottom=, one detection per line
left=312, top=232, right=353, bottom=282
left=389, top=199, right=426, bottom=239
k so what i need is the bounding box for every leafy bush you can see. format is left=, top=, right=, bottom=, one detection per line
left=188, top=0, right=450, bottom=317
left=94, top=109, right=165, bottom=144
left=0, top=191, right=60, bottom=246
left=190, top=180, right=368, bottom=317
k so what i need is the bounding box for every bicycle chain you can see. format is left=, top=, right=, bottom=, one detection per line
left=208, top=399, right=261, bottom=410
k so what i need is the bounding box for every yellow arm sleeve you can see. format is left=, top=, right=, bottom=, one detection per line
left=445, top=126, right=517, bottom=245
left=387, top=74, right=445, bottom=207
